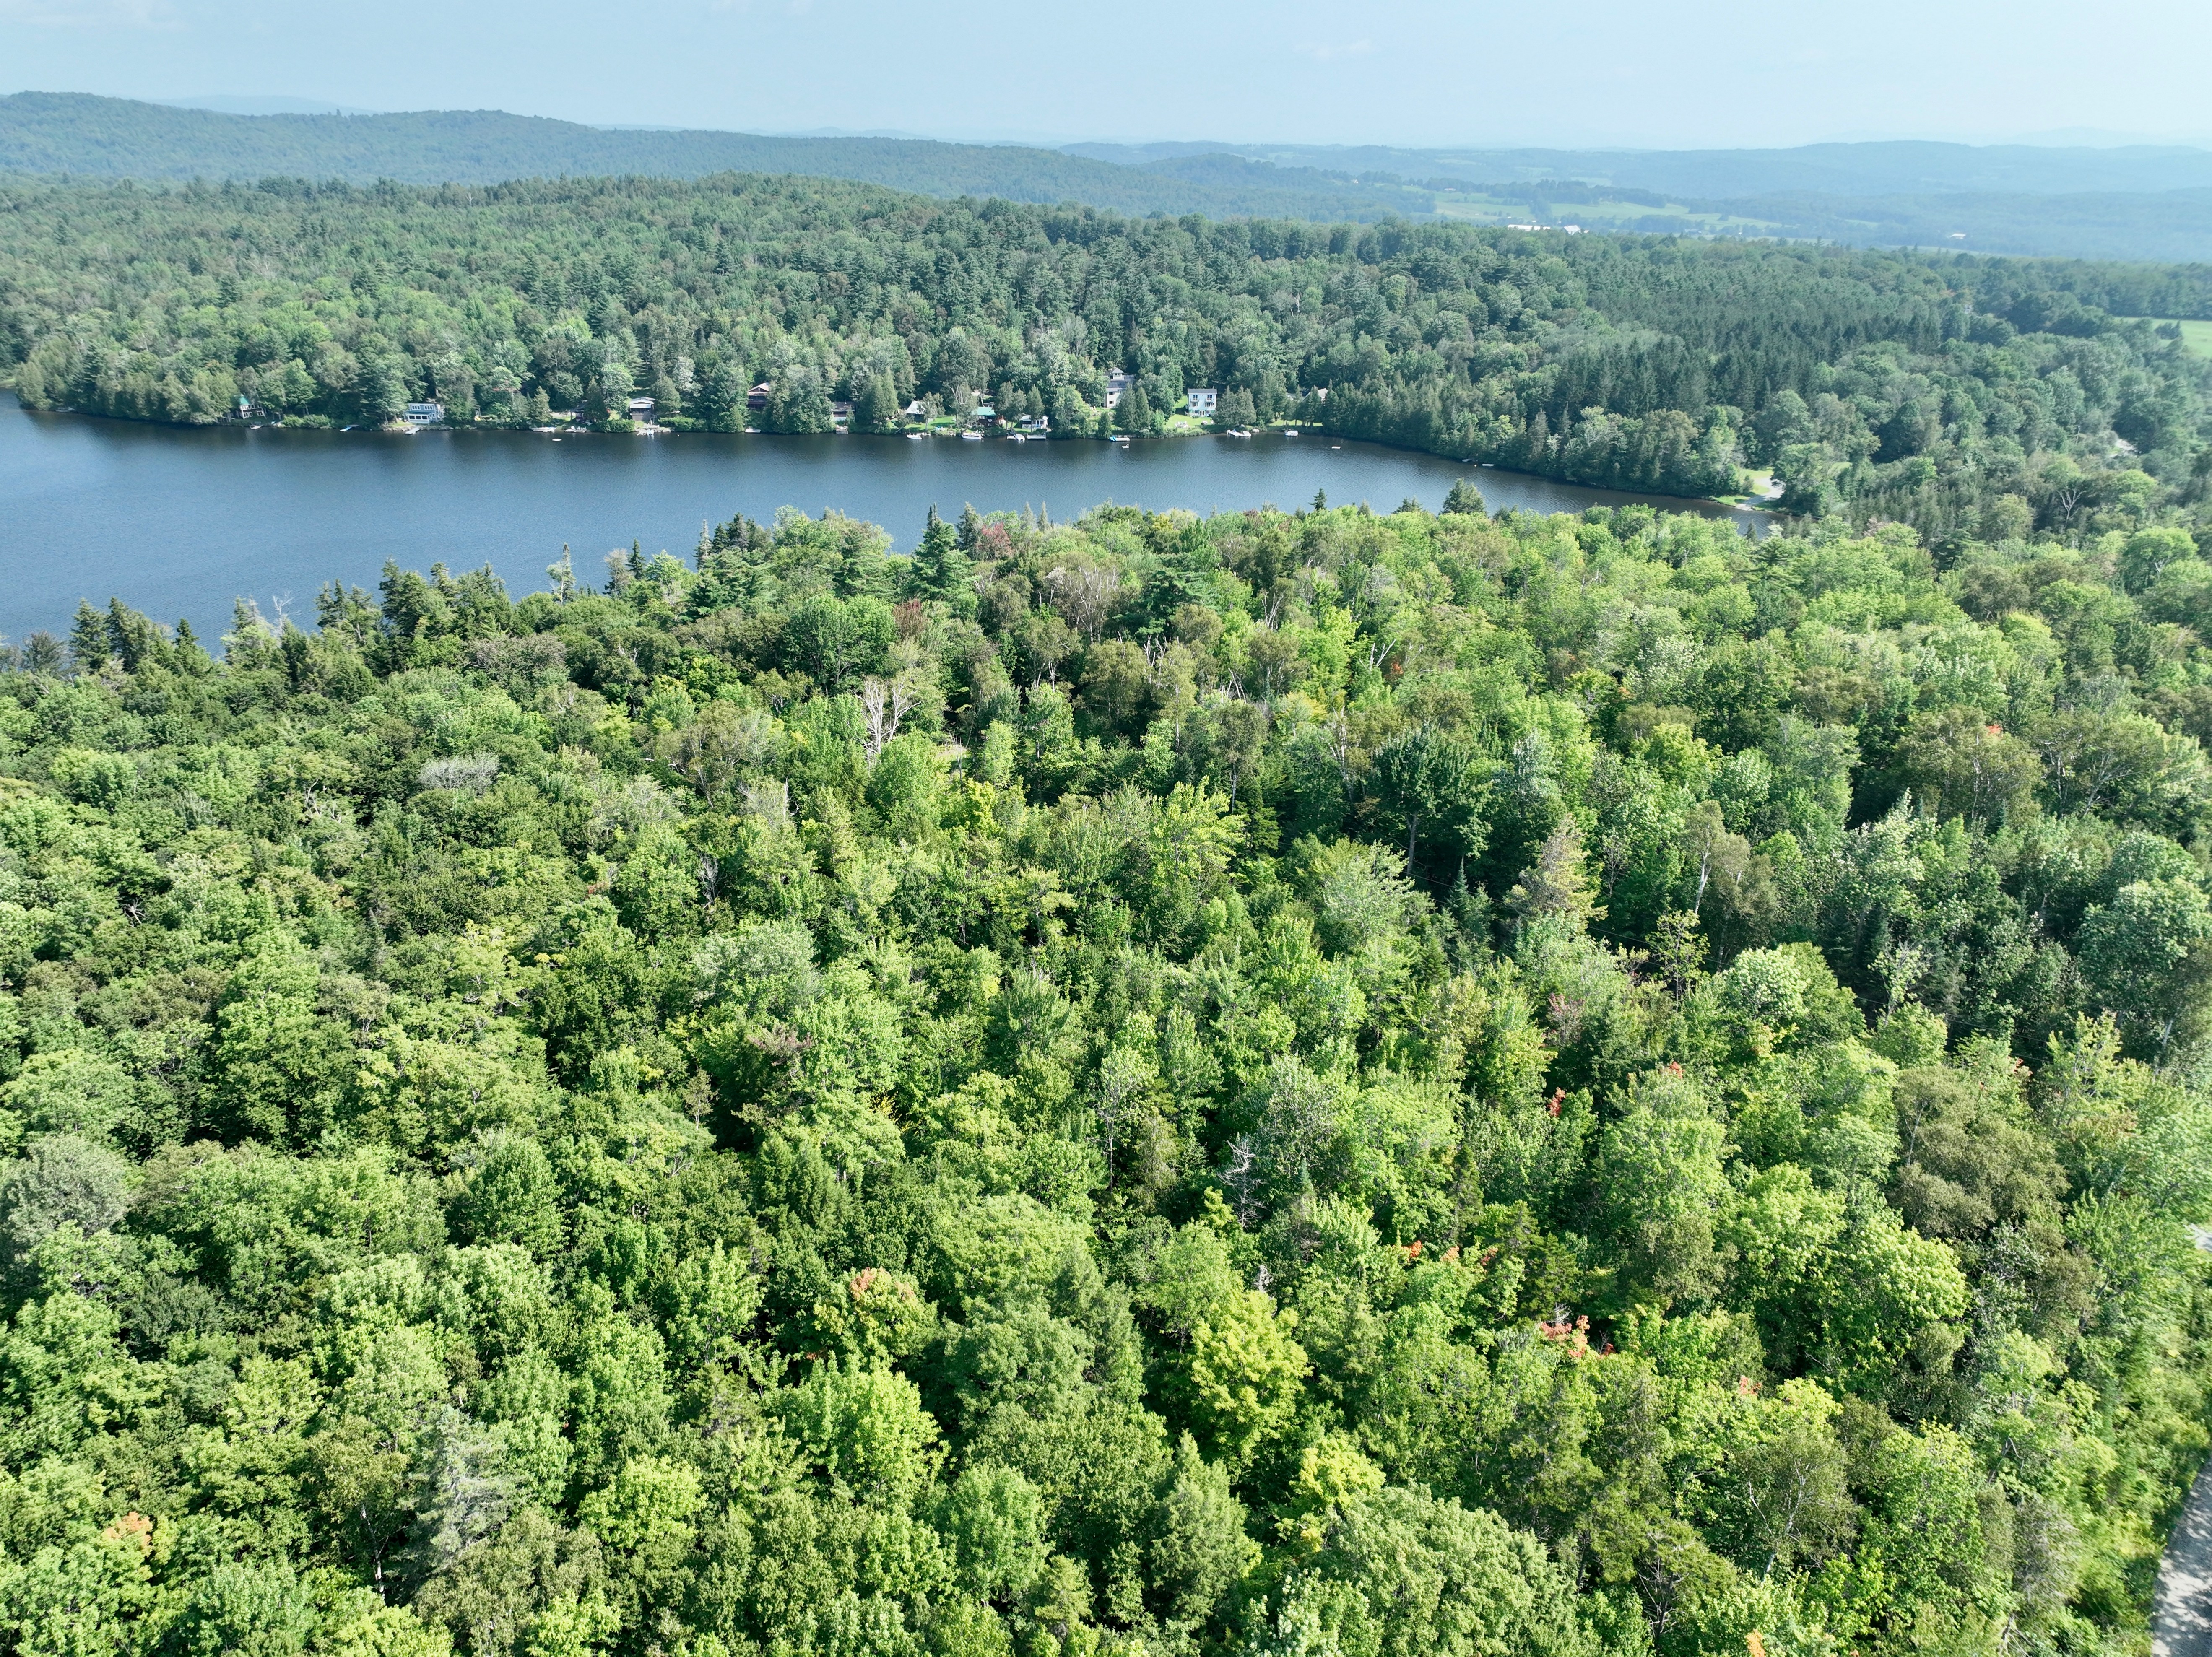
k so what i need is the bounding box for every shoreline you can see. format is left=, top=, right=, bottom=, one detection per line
left=3, top=393, right=1773, bottom=518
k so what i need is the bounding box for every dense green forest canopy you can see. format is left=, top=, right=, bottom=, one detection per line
left=4, top=171, right=2211, bottom=528
left=0, top=485, right=2207, bottom=1657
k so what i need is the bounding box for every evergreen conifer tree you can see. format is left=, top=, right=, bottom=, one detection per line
left=857, top=372, right=899, bottom=433
left=908, top=507, right=972, bottom=608
left=68, top=601, right=110, bottom=674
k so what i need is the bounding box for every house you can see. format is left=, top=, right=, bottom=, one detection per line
left=626, top=397, right=655, bottom=420
left=746, top=382, right=771, bottom=412
left=831, top=400, right=854, bottom=423
left=1104, top=371, right=1135, bottom=410
left=1187, top=388, right=1218, bottom=417
left=971, top=404, right=996, bottom=424
left=904, top=399, right=928, bottom=419
left=403, top=402, right=444, bottom=426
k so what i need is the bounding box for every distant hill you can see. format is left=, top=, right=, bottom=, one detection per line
left=1698, top=187, right=2212, bottom=264
left=1069, top=138, right=2212, bottom=199
left=1430, top=176, right=2212, bottom=264
left=0, top=92, right=1428, bottom=220
left=11, top=94, right=2212, bottom=258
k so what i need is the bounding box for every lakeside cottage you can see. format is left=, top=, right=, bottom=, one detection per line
left=403, top=402, right=444, bottom=425
left=1188, top=388, right=1218, bottom=416
left=1104, top=371, right=1134, bottom=409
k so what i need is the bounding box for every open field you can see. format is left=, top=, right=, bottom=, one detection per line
left=2160, top=318, right=2212, bottom=356
left=1432, top=190, right=1786, bottom=236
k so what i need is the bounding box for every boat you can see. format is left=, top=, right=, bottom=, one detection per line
left=1284, top=429, right=1300, bottom=437
left=907, top=432, right=925, bottom=440
left=961, top=431, right=983, bottom=441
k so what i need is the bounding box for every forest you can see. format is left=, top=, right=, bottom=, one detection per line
left=3, top=171, right=2209, bottom=525
left=0, top=482, right=2204, bottom=1657
left=0, top=95, right=1427, bottom=224
left=10, top=101, right=2212, bottom=262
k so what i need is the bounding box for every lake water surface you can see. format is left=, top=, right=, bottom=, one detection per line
left=0, top=398, right=1761, bottom=642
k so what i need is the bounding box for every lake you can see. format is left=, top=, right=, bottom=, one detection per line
left=0, top=397, right=1763, bottom=642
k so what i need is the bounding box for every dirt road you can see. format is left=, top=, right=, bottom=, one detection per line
left=2159, top=1460, right=2212, bottom=1657
left=2155, top=1230, right=2212, bottom=1657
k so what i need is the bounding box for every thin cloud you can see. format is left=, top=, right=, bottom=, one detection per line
left=1297, top=38, right=1374, bottom=63
left=0, top=0, right=175, bottom=24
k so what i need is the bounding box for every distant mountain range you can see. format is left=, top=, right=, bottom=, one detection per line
left=0, top=93, right=1428, bottom=221
left=5, top=93, right=2212, bottom=262
left=1067, top=139, right=2212, bottom=199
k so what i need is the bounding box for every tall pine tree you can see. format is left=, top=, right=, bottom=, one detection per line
left=907, top=506, right=972, bottom=610
left=69, top=601, right=110, bottom=674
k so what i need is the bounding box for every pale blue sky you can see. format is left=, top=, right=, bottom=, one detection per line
left=3, top=0, right=2208, bottom=150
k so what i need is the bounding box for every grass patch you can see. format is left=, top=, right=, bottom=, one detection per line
left=1433, top=192, right=1783, bottom=236
left=2134, top=318, right=2212, bottom=356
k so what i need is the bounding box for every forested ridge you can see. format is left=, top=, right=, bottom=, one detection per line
left=0, top=94, right=1428, bottom=225
left=0, top=484, right=2206, bottom=1657
left=12, top=98, right=2212, bottom=262
left=4, top=171, right=2211, bottom=527
left=1571, top=189, right=2212, bottom=269
left=1075, top=140, right=2212, bottom=204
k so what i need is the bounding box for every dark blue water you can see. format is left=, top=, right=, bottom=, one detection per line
left=0, top=397, right=1760, bottom=642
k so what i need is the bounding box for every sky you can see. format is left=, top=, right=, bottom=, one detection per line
left=2, top=0, right=2209, bottom=151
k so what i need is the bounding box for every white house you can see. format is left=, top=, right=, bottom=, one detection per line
left=1187, top=388, right=1218, bottom=416
left=403, top=402, right=444, bottom=426
left=1105, top=371, right=1135, bottom=410
left=627, top=397, right=656, bottom=420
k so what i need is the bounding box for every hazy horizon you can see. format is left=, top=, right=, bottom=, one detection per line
left=127, top=96, right=2212, bottom=155
left=4, top=0, right=2207, bottom=152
